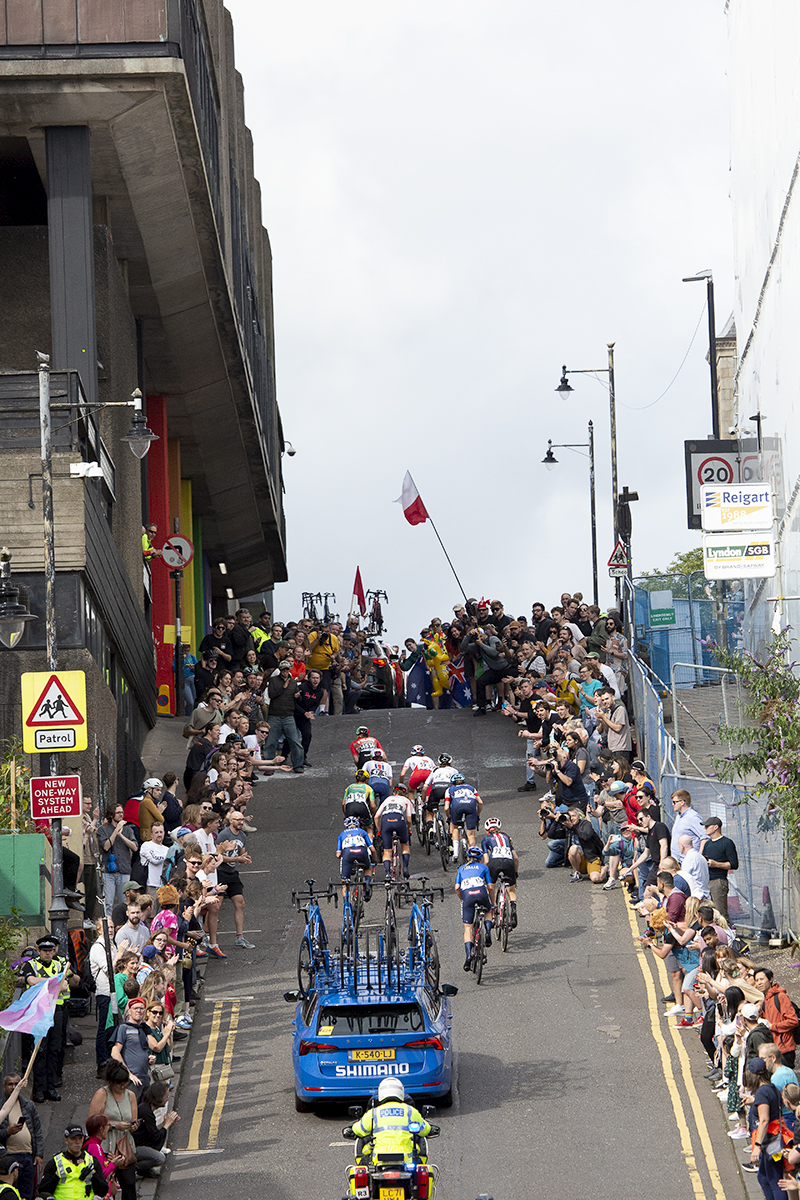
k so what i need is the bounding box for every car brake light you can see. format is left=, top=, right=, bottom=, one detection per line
left=403, top=1037, right=443, bottom=1050
left=416, top=1166, right=431, bottom=1198
left=298, top=1040, right=337, bottom=1056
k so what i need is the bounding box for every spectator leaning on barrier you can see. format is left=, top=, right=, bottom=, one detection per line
left=701, top=816, right=739, bottom=921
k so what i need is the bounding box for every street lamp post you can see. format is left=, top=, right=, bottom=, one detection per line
left=556, top=343, right=618, bottom=599
left=683, top=270, right=728, bottom=652
left=542, top=422, right=598, bottom=605
left=3, top=355, right=159, bottom=949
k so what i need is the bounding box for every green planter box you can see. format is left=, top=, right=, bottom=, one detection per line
left=0, top=834, right=47, bottom=922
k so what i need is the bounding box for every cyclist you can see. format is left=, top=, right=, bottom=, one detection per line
left=363, top=748, right=393, bottom=803
left=374, top=785, right=413, bottom=879
left=481, top=817, right=518, bottom=927
left=350, top=726, right=384, bottom=769
left=444, top=773, right=482, bottom=860
left=336, top=816, right=375, bottom=899
left=342, top=770, right=377, bottom=833
left=346, top=1078, right=436, bottom=1165
left=400, top=744, right=435, bottom=795
left=454, top=846, right=495, bottom=970
left=422, top=753, right=460, bottom=841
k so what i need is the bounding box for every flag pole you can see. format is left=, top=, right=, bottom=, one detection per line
left=426, top=517, right=469, bottom=604
left=21, top=1039, right=42, bottom=1085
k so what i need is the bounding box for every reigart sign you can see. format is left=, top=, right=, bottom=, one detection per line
left=29, top=774, right=82, bottom=820
left=20, top=670, right=87, bottom=753
left=700, top=484, right=773, bottom=532
left=685, top=437, right=783, bottom=529
left=702, top=532, right=776, bottom=580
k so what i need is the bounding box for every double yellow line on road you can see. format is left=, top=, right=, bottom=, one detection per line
left=625, top=903, right=726, bottom=1200
left=186, top=1000, right=241, bottom=1150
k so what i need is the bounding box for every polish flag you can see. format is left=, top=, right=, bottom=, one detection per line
left=395, top=471, right=429, bottom=526
left=352, top=567, right=366, bottom=616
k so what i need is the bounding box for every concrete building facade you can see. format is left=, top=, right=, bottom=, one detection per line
left=725, top=0, right=800, bottom=657
left=0, top=0, right=287, bottom=803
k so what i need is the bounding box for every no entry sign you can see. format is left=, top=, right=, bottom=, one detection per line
left=29, top=775, right=82, bottom=821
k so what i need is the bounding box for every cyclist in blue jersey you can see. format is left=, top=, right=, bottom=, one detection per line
left=481, top=817, right=518, bottom=927
left=444, top=773, right=483, bottom=860
left=336, top=816, right=376, bottom=899
left=454, top=846, right=495, bottom=970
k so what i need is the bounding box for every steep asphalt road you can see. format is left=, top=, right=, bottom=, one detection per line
left=163, top=708, right=747, bottom=1200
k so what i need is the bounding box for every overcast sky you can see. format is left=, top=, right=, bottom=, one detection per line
left=226, top=0, right=733, bottom=639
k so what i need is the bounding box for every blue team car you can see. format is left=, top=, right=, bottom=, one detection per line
left=285, top=981, right=456, bottom=1111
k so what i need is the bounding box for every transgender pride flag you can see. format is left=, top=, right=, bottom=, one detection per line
left=0, top=972, right=64, bottom=1038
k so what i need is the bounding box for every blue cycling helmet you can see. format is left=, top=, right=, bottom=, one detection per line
left=451, top=772, right=465, bottom=784
left=466, top=846, right=483, bottom=861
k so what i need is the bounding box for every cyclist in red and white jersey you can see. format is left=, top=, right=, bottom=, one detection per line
left=400, top=744, right=435, bottom=793
left=350, top=725, right=384, bottom=769
left=374, top=785, right=414, bottom=879
left=422, top=753, right=460, bottom=840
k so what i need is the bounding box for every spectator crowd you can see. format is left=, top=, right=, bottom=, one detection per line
left=8, top=589, right=797, bottom=1200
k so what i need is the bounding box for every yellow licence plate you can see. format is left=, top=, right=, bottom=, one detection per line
left=379, top=1190, right=404, bottom=1200
left=349, top=1047, right=396, bottom=1061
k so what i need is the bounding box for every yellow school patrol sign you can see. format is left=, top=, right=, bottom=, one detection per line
left=21, top=671, right=87, bottom=753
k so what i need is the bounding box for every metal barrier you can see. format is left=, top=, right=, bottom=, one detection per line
left=633, top=572, right=746, bottom=686
left=626, top=650, right=787, bottom=937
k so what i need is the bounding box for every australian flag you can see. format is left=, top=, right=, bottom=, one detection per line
left=406, top=657, right=433, bottom=708
left=447, top=655, right=473, bottom=708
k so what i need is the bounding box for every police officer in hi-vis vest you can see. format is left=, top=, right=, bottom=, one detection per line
left=38, top=1126, right=107, bottom=1200
left=20, top=937, right=79, bottom=1104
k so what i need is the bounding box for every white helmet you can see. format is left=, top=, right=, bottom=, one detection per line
left=142, top=777, right=163, bottom=791
left=378, top=1077, right=405, bottom=1103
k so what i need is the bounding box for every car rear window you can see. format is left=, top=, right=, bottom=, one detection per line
left=318, top=1005, right=424, bottom=1035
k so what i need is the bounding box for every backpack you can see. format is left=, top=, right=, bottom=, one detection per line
left=66, top=928, right=95, bottom=1016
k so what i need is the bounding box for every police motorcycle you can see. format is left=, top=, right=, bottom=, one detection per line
left=341, top=1099, right=440, bottom=1200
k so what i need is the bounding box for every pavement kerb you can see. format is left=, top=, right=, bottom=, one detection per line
left=142, top=955, right=207, bottom=1200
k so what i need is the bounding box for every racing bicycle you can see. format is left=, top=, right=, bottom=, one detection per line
left=340, top=869, right=367, bottom=973
left=451, top=812, right=470, bottom=866
left=404, top=878, right=443, bottom=990
left=292, top=878, right=337, bottom=996
left=493, top=870, right=513, bottom=952
left=469, top=899, right=492, bottom=985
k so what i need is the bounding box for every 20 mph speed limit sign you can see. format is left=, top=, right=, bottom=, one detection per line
left=684, top=438, right=783, bottom=530
left=161, top=535, right=194, bottom=568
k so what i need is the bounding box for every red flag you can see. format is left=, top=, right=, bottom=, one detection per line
left=394, top=471, right=429, bottom=526
left=353, top=567, right=366, bottom=616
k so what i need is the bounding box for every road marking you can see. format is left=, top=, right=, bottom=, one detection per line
left=172, top=1149, right=225, bottom=1155
left=329, top=1141, right=351, bottom=1147
left=624, top=902, right=707, bottom=1199
left=655, top=956, right=727, bottom=1200
left=186, top=1002, right=223, bottom=1150
left=208, top=1000, right=240, bottom=1146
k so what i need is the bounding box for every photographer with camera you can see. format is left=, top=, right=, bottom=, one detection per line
left=538, top=797, right=569, bottom=867
left=541, top=744, right=589, bottom=811
left=461, top=626, right=513, bottom=715
left=564, top=808, right=608, bottom=884
left=306, top=623, right=341, bottom=714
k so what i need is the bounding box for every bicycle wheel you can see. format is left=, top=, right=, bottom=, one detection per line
left=298, top=935, right=313, bottom=996
left=438, top=818, right=449, bottom=872
left=353, top=883, right=364, bottom=934
left=416, top=798, right=426, bottom=847
left=423, top=931, right=440, bottom=991
left=500, top=888, right=510, bottom=952
left=474, top=923, right=485, bottom=985
left=392, top=836, right=402, bottom=887
left=423, top=809, right=432, bottom=857
left=341, top=907, right=354, bottom=962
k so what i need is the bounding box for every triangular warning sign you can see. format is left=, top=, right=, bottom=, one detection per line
left=25, top=675, right=85, bottom=726
left=607, top=539, right=629, bottom=568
